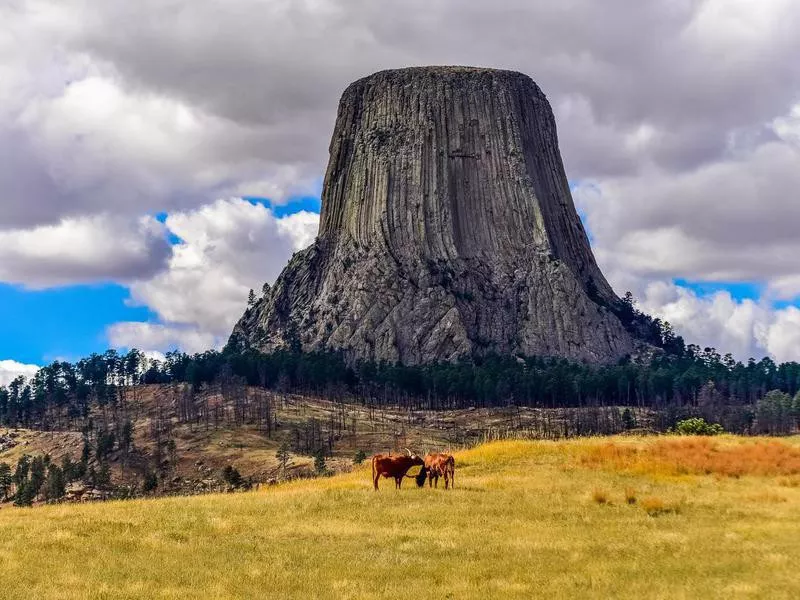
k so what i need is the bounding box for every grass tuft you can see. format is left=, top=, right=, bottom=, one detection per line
left=624, top=487, right=637, bottom=504
left=592, top=488, right=610, bottom=504
left=640, top=496, right=679, bottom=517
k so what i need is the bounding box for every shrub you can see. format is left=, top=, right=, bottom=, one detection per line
left=222, top=465, right=243, bottom=487
left=621, top=408, right=636, bottom=430
left=143, top=471, right=158, bottom=493
left=353, top=450, right=368, bottom=465
left=592, top=488, right=609, bottom=504
left=674, top=417, right=724, bottom=436
left=624, top=487, right=637, bottom=505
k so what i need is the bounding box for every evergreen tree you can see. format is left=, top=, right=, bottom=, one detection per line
left=94, top=463, right=112, bottom=489
left=621, top=408, right=636, bottom=430
left=13, top=455, right=30, bottom=490
left=313, top=449, right=327, bottom=475
left=28, top=455, right=48, bottom=498
left=0, top=462, right=12, bottom=501
left=276, top=443, right=291, bottom=475
left=44, top=464, right=66, bottom=502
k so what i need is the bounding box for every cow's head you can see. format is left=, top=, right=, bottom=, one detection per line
left=415, top=467, right=428, bottom=487
left=405, top=448, right=425, bottom=467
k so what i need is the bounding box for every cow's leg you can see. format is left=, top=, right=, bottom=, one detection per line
left=395, top=476, right=403, bottom=489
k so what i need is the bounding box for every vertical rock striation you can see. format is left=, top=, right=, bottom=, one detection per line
left=231, top=67, right=638, bottom=364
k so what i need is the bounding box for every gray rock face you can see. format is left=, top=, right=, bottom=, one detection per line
left=231, top=67, right=637, bottom=364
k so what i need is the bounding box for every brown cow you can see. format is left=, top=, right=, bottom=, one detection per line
left=423, top=452, right=455, bottom=489
left=371, top=449, right=424, bottom=490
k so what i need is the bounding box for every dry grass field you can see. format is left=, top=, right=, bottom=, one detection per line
left=2, top=435, right=800, bottom=599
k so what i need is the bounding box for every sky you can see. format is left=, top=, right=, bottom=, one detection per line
left=1, top=0, right=800, bottom=384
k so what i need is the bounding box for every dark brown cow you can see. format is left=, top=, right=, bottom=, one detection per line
left=371, top=449, right=424, bottom=490
left=423, top=452, right=455, bottom=489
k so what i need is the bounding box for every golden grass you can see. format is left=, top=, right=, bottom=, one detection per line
left=1, top=436, right=799, bottom=599
left=639, top=496, right=680, bottom=517
left=578, top=436, right=800, bottom=477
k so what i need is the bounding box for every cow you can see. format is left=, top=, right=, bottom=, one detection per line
left=371, top=449, right=424, bottom=490
left=423, top=452, right=455, bottom=489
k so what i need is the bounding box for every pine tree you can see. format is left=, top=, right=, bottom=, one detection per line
left=276, top=443, right=291, bottom=476
left=44, top=464, right=66, bottom=502
left=95, top=463, right=112, bottom=489
left=0, top=462, right=12, bottom=501
left=313, top=449, right=327, bottom=475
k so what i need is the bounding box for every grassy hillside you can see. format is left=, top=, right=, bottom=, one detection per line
left=2, top=436, right=800, bottom=599
left=4, top=384, right=650, bottom=498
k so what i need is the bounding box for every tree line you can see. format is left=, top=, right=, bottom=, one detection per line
left=1, top=342, right=799, bottom=435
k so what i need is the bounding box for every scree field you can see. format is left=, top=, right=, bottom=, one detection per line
left=2, top=436, right=800, bottom=599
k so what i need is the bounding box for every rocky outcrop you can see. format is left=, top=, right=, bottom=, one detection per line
left=231, top=67, right=638, bottom=364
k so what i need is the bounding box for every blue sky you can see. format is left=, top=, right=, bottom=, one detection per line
left=0, top=196, right=322, bottom=366
left=0, top=282, right=153, bottom=364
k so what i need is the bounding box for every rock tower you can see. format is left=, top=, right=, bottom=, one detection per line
left=230, top=67, right=637, bottom=364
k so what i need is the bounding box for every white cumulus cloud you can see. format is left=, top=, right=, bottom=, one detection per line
left=107, top=198, right=319, bottom=354
left=0, top=214, right=170, bottom=288
left=0, top=359, right=40, bottom=386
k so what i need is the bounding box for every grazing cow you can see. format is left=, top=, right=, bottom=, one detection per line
left=371, top=449, right=424, bottom=490
left=424, top=453, right=455, bottom=489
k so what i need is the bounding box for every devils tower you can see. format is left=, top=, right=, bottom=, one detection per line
left=230, top=67, right=637, bottom=364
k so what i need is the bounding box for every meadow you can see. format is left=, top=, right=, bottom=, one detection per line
left=2, top=435, right=799, bottom=599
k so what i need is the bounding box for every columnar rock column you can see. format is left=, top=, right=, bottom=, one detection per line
left=231, top=67, right=637, bottom=364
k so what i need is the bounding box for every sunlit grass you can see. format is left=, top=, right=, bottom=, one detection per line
left=1, top=436, right=799, bottom=598
left=578, top=435, right=800, bottom=477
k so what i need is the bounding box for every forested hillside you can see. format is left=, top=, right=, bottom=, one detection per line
left=3, top=343, right=799, bottom=435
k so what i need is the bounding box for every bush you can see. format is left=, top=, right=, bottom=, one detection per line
left=621, top=408, right=636, bottom=430
left=353, top=450, right=367, bottom=465
left=143, top=471, right=158, bottom=493
left=222, top=465, right=243, bottom=487
left=624, top=487, right=637, bottom=505
left=592, top=488, right=609, bottom=504
left=674, top=417, right=724, bottom=436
